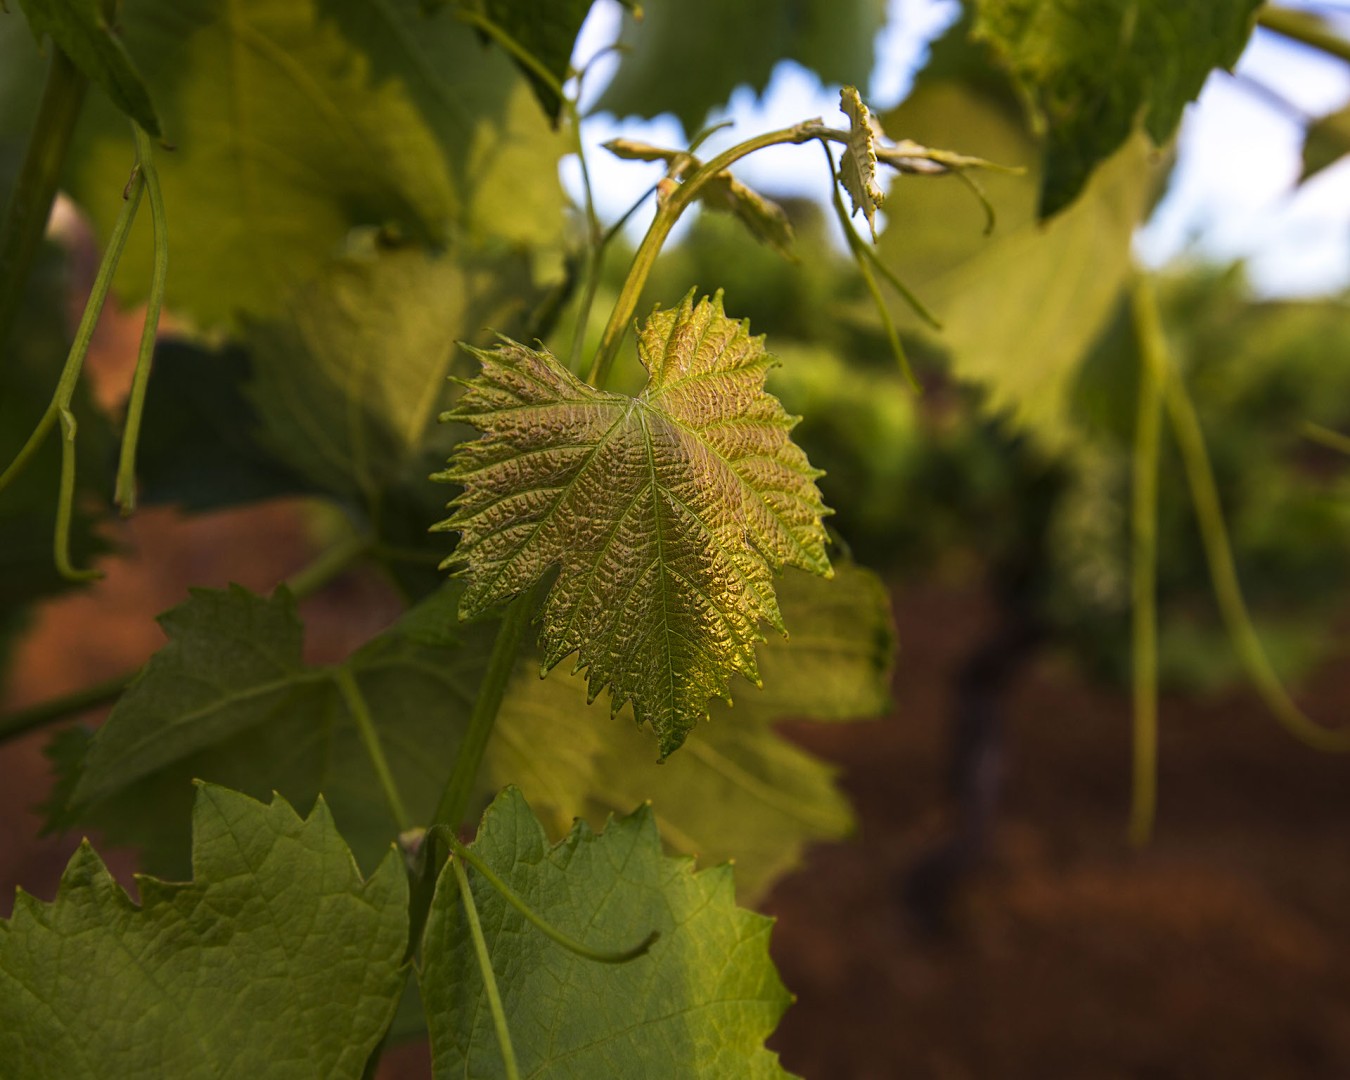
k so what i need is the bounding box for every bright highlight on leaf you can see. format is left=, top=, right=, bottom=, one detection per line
left=435, top=291, right=832, bottom=756
left=420, top=787, right=795, bottom=1078
left=0, top=785, right=408, bottom=1079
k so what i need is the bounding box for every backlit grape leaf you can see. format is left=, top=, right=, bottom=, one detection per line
left=972, top=0, right=1260, bottom=216
left=0, top=785, right=407, bottom=1078
left=54, top=582, right=495, bottom=876
left=420, top=787, right=795, bottom=1079
left=1301, top=103, right=1350, bottom=183
left=595, top=0, right=885, bottom=133
left=436, top=291, right=832, bottom=757
left=17, top=0, right=160, bottom=134
left=877, top=57, right=1153, bottom=449
left=838, top=86, right=884, bottom=241
left=492, top=563, right=894, bottom=901
left=64, top=0, right=567, bottom=325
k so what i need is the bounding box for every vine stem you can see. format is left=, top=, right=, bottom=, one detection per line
left=0, top=152, right=148, bottom=581
left=1127, top=275, right=1164, bottom=847
left=114, top=125, right=169, bottom=515
left=0, top=47, right=87, bottom=354
left=430, top=588, right=536, bottom=830
left=441, top=831, right=658, bottom=964
left=1151, top=289, right=1350, bottom=755
left=334, top=666, right=411, bottom=834
left=1258, top=6, right=1350, bottom=64
left=452, top=855, right=522, bottom=1080
left=586, top=121, right=834, bottom=388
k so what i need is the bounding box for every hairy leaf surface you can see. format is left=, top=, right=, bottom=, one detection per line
left=494, top=564, right=894, bottom=900
left=973, top=0, right=1260, bottom=216
left=839, top=86, right=885, bottom=241
left=437, top=291, right=832, bottom=756
left=420, top=787, right=795, bottom=1079
left=0, top=785, right=407, bottom=1078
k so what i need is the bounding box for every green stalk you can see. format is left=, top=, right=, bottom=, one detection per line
left=430, top=588, right=536, bottom=829
left=0, top=47, right=87, bottom=353
left=114, top=126, right=169, bottom=515
left=1258, top=6, right=1350, bottom=64
left=1302, top=421, right=1350, bottom=456
left=587, top=121, right=828, bottom=388
left=444, top=832, right=658, bottom=963
left=1127, top=275, right=1164, bottom=846
left=334, top=666, right=411, bottom=833
left=1160, top=314, right=1350, bottom=753
left=452, top=855, right=521, bottom=1080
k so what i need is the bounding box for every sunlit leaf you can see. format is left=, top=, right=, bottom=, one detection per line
left=436, top=291, right=832, bottom=756
left=972, top=0, right=1260, bottom=216
left=65, top=0, right=567, bottom=326
left=595, top=0, right=885, bottom=133
left=1, top=785, right=407, bottom=1078
left=420, top=787, right=795, bottom=1078
left=877, top=59, right=1153, bottom=448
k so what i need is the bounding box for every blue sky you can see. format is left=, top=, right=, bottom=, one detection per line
left=568, top=0, right=1350, bottom=296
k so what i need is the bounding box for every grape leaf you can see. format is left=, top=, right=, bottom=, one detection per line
left=876, top=59, right=1153, bottom=449
left=17, top=0, right=161, bottom=135
left=420, top=787, right=795, bottom=1079
left=54, top=583, right=495, bottom=876
left=475, top=0, right=593, bottom=125
left=972, top=0, right=1261, bottom=216
left=493, top=563, right=894, bottom=901
left=1301, top=103, right=1350, bottom=183
left=63, top=0, right=567, bottom=326
left=838, top=86, right=885, bottom=241
left=595, top=0, right=885, bottom=133
left=0, top=784, right=407, bottom=1078
left=436, top=291, right=832, bottom=757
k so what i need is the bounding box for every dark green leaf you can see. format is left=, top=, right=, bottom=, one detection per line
left=420, top=787, right=795, bottom=1078
left=479, top=0, right=593, bottom=124
left=595, top=0, right=886, bottom=133
left=56, top=582, right=494, bottom=875
left=972, top=0, right=1260, bottom=216
left=437, top=291, right=833, bottom=756
left=1301, top=103, right=1350, bottom=183
left=17, top=0, right=160, bottom=135
left=0, top=785, right=407, bottom=1078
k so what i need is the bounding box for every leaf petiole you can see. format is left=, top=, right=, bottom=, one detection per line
left=334, top=666, right=411, bottom=833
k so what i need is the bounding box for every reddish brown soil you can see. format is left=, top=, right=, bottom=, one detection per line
left=3, top=505, right=1347, bottom=1079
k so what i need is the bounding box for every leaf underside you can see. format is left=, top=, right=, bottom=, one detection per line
left=436, top=291, right=832, bottom=756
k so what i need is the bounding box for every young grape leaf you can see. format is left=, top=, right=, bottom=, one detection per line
left=436, top=290, right=832, bottom=756
left=54, top=582, right=496, bottom=876
left=596, top=0, right=885, bottom=134
left=972, top=0, right=1261, bottom=217
left=602, top=138, right=796, bottom=258
left=17, top=0, right=161, bottom=135
left=0, top=785, right=407, bottom=1078
left=492, top=563, right=895, bottom=901
left=838, top=86, right=885, bottom=241
left=420, top=787, right=796, bottom=1078
left=1301, top=103, right=1350, bottom=184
